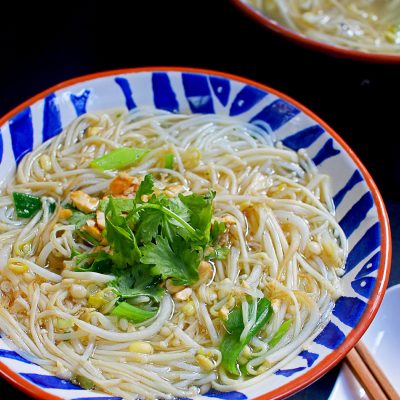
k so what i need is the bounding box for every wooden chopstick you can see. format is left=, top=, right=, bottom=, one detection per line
left=345, top=341, right=399, bottom=400
left=355, top=341, right=399, bottom=400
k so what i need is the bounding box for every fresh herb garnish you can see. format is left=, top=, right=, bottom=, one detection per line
left=220, top=298, right=273, bottom=376
left=71, top=174, right=229, bottom=322
left=13, top=192, right=56, bottom=218
left=90, top=147, right=149, bottom=171
left=141, top=235, right=199, bottom=286
left=164, top=154, right=174, bottom=169
left=111, top=301, right=156, bottom=323
left=67, top=208, right=96, bottom=228
left=268, top=319, right=292, bottom=349
left=110, top=265, right=164, bottom=302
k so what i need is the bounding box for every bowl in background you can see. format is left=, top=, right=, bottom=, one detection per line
left=0, top=67, right=391, bottom=399
left=231, top=0, right=400, bottom=64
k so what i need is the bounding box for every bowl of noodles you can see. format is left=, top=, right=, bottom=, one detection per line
left=0, top=67, right=391, bottom=400
left=231, top=0, right=400, bottom=63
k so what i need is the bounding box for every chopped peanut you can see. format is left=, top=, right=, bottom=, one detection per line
left=174, top=288, right=192, bottom=301
left=109, top=173, right=139, bottom=195
left=271, top=299, right=281, bottom=314
left=220, top=215, right=236, bottom=225
left=86, top=219, right=96, bottom=227
left=59, top=208, right=73, bottom=219
left=198, top=261, right=213, bottom=281
left=165, top=185, right=184, bottom=198
left=165, top=279, right=185, bottom=294
left=70, top=191, right=99, bottom=213
left=81, top=223, right=103, bottom=242
left=96, top=210, right=106, bottom=230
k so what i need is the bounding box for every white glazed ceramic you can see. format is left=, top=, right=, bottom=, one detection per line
left=329, top=284, right=400, bottom=400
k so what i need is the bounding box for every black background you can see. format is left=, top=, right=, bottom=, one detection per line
left=0, top=1, right=398, bottom=399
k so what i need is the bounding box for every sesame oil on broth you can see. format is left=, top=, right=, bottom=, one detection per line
left=0, top=108, right=347, bottom=399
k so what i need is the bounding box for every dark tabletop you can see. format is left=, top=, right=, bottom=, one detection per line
left=0, top=1, right=399, bottom=399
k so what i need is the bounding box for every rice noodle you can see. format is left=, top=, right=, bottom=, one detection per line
left=0, top=108, right=346, bottom=399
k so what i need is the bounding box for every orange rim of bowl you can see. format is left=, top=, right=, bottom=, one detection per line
left=230, top=0, right=400, bottom=64
left=0, top=67, right=392, bottom=400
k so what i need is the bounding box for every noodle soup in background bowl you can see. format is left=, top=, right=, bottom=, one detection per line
left=0, top=67, right=391, bottom=400
left=231, top=0, right=400, bottom=63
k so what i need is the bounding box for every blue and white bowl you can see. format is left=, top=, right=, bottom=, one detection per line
left=0, top=68, right=391, bottom=400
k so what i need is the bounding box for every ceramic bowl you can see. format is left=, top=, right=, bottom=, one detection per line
left=231, top=0, right=400, bottom=64
left=0, top=67, right=391, bottom=400
left=329, top=283, right=400, bottom=399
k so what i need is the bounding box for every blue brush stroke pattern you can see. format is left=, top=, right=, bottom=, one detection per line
left=152, top=72, right=179, bottom=113
left=209, top=77, right=230, bottom=106
left=315, top=322, right=345, bottom=349
left=352, top=276, right=376, bottom=298
left=20, top=373, right=83, bottom=390
left=115, top=77, right=137, bottom=110
left=0, top=72, right=384, bottom=397
left=356, top=252, right=380, bottom=279
left=43, top=93, right=62, bottom=142
left=339, top=192, right=374, bottom=237
left=282, top=125, right=324, bottom=151
left=182, top=73, right=214, bottom=113
left=333, top=296, right=367, bottom=328
left=0, top=129, right=3, bottom=164
left=299, top=350, right=319, bottom=368
left=9, top=108, right=33, bottom=163
left=70, top=89, right=91, bottom=116
left=204, top=389, right=247, bottom=400
left=345, top=222, right=380, bottom=274
left=275, top=367, right=306, bottom=377
left=333, top=170, right=363, bottom=207
left=0, top=349, right=31, bottom=364
left=229, top=86, right=267, bottom=116
left=250, top=99, right=300, bottom=131
left=313, top=138, right=340, bottom=165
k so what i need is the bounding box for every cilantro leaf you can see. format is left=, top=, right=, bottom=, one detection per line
left=211, top=221, right=226, bottom=242
left=179, top=190, right=215, bottom=243
left=110, top=265, right=164, bottom=302
left=67, top=209, right=96, bottom=228
left=141, top=235, right=199, bottom=285
left=105, top=197, right=141, bottom=268
left=136, top=174, right=154, bottom=201
left=135, top=210, right=163, bottom=244
left=206, top=245, right=230, bottom=261
left=74, top=251, right=113, bottom=273
left=98, top=197, right=135, bottom=214
left=111, top=301, right=156, bottom=323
